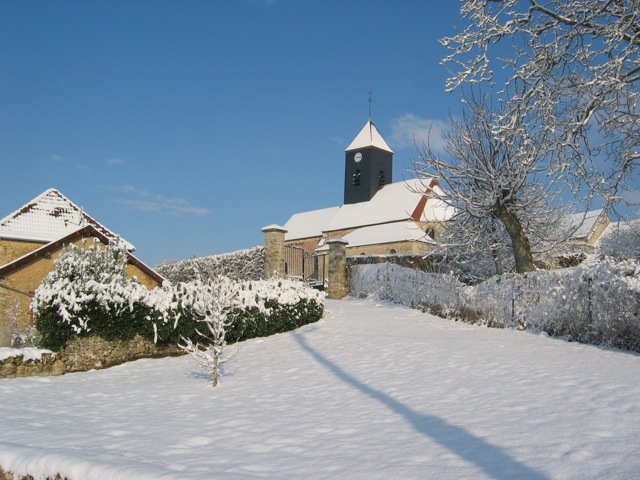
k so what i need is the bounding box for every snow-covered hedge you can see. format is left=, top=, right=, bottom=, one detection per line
left=351, top=259, right=640, bottom=351
left=32, top=239, right=154, bottom=350
left=155, top=246, right=265, bottom=283
left=228, top=279, right=325, bottom=342
left=146, top=277, right=325, bottom=346
left=32, top=241, right=322, bottom=351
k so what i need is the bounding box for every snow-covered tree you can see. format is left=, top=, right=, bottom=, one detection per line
left=413, top=95, right=572, bottom=274
left=32, top=237, right=151, bottom=349
left=178, top=276, right=239, bottom=387
left=442, top=0, right=640, bottom=209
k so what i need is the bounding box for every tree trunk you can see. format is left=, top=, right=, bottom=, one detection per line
left=489, top=216, right=504, bottom=275
left=493, top=204, right=535, bottom=273
left=213, top=355, right=219, bottom=387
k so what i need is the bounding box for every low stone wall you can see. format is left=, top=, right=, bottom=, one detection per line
left=0, top=352, right=64, bottom=379
left=60, top=334, right=181, bottom=373
left=0, top=468, right=67, bottom=480
left=0, top=335, right=182, bottom=379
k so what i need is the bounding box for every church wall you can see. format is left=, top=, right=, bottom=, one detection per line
left=323, top=228, right=359, bottom=241
left=346, top=240, right=433, bottom=257
left=285, top=236, right=322, bottom=254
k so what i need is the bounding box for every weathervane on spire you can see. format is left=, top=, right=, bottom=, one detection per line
left=368, top=89, right=374, bottom=119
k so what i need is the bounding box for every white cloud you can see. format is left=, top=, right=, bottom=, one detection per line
left=114, top=185, right=210, bottom=217
left=106, top=158, right=125, bottom=166
left=50, top=154, right=65, bottom=162
left=389, top=114, right=449, bottom=154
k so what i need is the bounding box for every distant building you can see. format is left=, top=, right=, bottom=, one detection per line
left=564, top=209, right=611, bottom=248
left=0, top=188, right=163, bottom=347
left=275, top=119, right=618, bottom=283
left=282, top=120, right=453, bottom=257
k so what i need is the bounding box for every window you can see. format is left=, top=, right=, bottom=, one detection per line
left=353, top=169, right=361, bottom=186
left=378, top=170, right=386, bottom=187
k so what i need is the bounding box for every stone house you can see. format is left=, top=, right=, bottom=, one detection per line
left=0, top=188, right=163, bottom=347
left=565, top=209, right=611, bottom=249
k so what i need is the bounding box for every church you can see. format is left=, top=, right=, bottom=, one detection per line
left=282, top=119, right=453, bottom=256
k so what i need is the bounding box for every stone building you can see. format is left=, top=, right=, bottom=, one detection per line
left=282, top=119, right=453, bottom=257
left=0, top=188, right=163, bottom=347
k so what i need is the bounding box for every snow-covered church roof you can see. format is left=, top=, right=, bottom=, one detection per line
left=317, top=221, right=435, bottom=252
left=345, top=120, right=394, bottom=153
left=283, top=178, right=453, bottom=242
left=283, top=206, right=341, bottom=242
left=0, top=188, right=135, bottom=251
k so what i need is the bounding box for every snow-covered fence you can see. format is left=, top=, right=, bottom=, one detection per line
left=350, top=263, right=464, bottom=317
left=155, top=246, right=265, bottom=283
left=351, top=259, right=640, bottom=351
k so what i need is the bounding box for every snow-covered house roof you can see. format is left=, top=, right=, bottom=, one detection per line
left=0, top=188, right=135, bottom=251
left=564, top=209, right=609, bottom=242
left=0, top=224, right=163, bottom=284
left=283, top=178, right=453, bottom=243
left=345, top=120, right=394, bottom=153
left=317, top=221, right=434, bottom=252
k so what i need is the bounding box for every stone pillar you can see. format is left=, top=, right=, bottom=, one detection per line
left=262, top=225, right=287, bottom=279
left=327, top=238, right=349, bottom=300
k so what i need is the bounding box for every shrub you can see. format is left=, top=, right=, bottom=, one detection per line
left=32, top=239, right=324, bottom=352
left=32, top=238, right=155, bottom=350
left=155, top=246, right=265, bottom=283
left=351, top=259, right=640, bottom=351
left=167, top=278, right=325, bottom=345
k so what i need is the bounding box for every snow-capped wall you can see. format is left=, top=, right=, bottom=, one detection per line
left=351, top=259, right=640, bottom=351
left=155, top=246, right=265, bottom=283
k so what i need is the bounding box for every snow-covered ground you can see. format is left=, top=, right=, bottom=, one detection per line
left=1, top=298, right=639, bottom=479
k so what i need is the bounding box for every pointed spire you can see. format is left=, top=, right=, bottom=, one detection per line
left=345, top=120, right=394, bottom=153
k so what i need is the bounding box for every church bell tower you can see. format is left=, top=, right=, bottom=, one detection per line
left=344, top=119, right=394, bottom=204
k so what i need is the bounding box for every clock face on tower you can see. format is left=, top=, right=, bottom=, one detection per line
left=354, top=152, right=362, bottom=163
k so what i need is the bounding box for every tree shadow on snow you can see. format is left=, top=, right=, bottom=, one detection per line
left=292, top=331, right=549, bottom=480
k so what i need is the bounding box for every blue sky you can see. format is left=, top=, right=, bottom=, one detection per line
left=0, top=1, right=466, bottom=266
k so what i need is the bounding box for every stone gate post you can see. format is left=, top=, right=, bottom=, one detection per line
left=327, top=238, right=349, bottom=300
left=262, top=225, right=287, bottom=279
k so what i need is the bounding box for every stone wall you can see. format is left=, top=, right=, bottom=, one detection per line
left=0, top=468, right=67, bottom=480
left=59, top=334, right=181, bottom=373
left=0, top=352, right=64, bottom=379
left=262, top=225, right=287, bottom=278
left=0, top=239, right=46, bottom=266
left=327, top=239, right=349, bottom=299
left=0, top=335, right=181, bottom=379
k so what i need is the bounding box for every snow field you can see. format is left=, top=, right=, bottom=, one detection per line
left=0, top=298, right=639, bottom=479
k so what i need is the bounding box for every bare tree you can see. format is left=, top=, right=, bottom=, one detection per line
left=442, top=0, right=640, bottom=208
left=413, top=95, right=572, bottom=274
left=179, top=276, right=239, bottom=387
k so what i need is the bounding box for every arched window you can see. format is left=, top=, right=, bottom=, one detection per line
left=353, top=169, right=361, bottom=186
